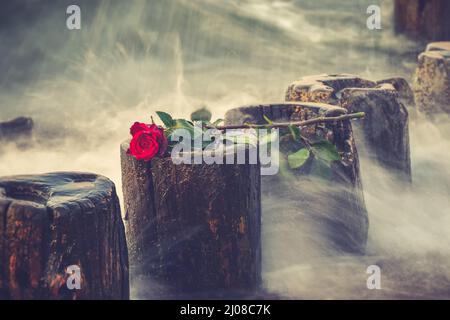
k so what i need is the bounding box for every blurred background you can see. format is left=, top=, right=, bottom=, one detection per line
left=0, top=0, right=449, bottom=299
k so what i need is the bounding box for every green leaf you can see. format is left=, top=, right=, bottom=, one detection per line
left=202, top=139, right=215, bottom=149
left=164, top=127, right=175, bottom=138
left=263, top=115, right=273, bottom=125
left=288, top=125, right=301, bottom=141
left=311, top=140, right=340, bottom=163
left=190, top=107, right=212, bottom=122
left=174, top=119, right=196, bottom=136
left=287, top=148, right=310, bottom=169
left=212, top=118, right=224, bottom=126
left=156, top=111, right=175, bottom=127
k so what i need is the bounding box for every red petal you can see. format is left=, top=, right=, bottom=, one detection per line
left=130, top=122, right=151, bottom=136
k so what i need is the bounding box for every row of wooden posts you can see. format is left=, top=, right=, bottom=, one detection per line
left=0, top=41, right=449, bottom=299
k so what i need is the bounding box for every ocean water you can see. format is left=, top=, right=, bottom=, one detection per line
left=1, top=0, right=449, bottom=299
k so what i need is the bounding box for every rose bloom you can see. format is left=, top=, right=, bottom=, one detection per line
left=127, top=122, right=168, bottom=161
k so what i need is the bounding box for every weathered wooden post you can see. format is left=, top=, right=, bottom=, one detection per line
left=377, top=77, right=416, bottom=107
left=286, top=74, right=412, bottom=182
left=394, top=0, right=450, bottom=41
left=225, top=102, right=369, bottom=254
left=0, top=172, right=129, bottom=300
left=413, top=42, right=450, bottom=117
left=121, top=143, right=261, bottom=293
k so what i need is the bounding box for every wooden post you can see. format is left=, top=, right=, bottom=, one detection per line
left=377, top=77, right=416, bottom=107
left=286, top=74, right=412, bottom=182
left=394, top=0, right=450, bottom=41
left=121, top=143, right=261, bottom=293
left=413, top=42, right=450, bottom=117
left=0, top=172, right=129, bottom=300
left=225, top=102, right=369, bottom=254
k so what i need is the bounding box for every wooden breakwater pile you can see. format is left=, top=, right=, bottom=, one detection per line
left=224, top=102, right=369, bottom=254
left=285, top=74, right=412, bottom=182
left=394, top=0, right=450, bottom=41
left=0, top=173, right=129, bottom=300
left=413, top=42, right=450, bottom=119
left=121, top=143, right=262, bottom=295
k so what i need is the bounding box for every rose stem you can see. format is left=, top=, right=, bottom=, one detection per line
left=206, top=112, right=365, bottom=130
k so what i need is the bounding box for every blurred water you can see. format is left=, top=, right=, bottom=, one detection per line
left=0, top=0, right=449, bottom=299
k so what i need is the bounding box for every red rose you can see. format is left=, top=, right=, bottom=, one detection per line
left=127, top=122, right=168, bottom=161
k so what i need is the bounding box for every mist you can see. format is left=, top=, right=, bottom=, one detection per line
left=1, top=0, right=449, bottom=299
